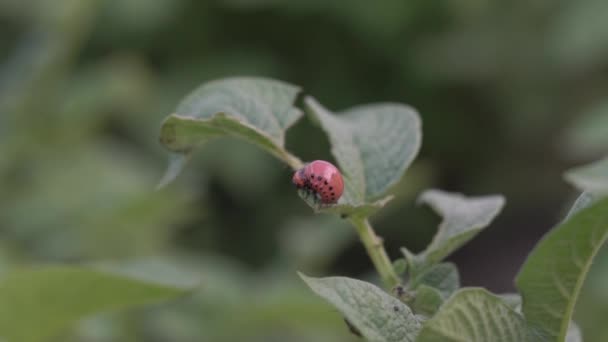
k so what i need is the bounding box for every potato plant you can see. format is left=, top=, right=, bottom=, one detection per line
left=157, top=77, right=608, bottom=342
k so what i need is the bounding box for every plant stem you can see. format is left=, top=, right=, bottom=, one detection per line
left=350, top=217, right=401, bottom=289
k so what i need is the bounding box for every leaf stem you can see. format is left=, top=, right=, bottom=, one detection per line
left=279, top=150, right=304, bottom=170
left=350, top=217, right=401, bottom=289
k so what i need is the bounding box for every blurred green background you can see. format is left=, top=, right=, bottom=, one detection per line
left=1, top=0, right=607, bottom=341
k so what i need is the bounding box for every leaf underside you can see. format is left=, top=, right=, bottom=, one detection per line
left=564, top=156, right=608, bottom=195
left=158, top=77, right=303, bottom=185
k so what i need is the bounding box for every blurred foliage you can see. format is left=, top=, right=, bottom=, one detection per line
left=0, top=0, right=607, bottom=340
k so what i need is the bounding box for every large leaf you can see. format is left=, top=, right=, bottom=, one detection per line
left=564, top=156, right=608, bottom=195
left=304, top=96, right=421, bottom=206
left=0, top=265, right=186, bottom=342
left=417, top=189, right=505, bottom=266
left=299, top=273, right=421, bottom=342
left=416, top=288, right=531, bottom=342
left=516, top=197, right=608, bottom=341
left=159, top=77, right=304, bottom=184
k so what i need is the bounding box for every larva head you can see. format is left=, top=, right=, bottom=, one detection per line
left=292, top=168, right=307, bottom=188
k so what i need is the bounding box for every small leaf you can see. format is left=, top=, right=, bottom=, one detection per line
left=416, top=288, right=531, bottom=342
left=565, top=191, right=596, bottom=220
left=411, top=285, right=444, bottom=317
left=564, top=156, right=608, bottom=195
left=392, top=258, right=407, bottom=276
left=0, top=265, right=186, bottom=342
left=417, top=189, right=505, bottom=266
left=409, top=262, right=460, bottom=298
left=159, top=77, right=304, bottom=183
left=401, top=246, right=425, bottom=278
left=516, top=197, right=608, bottom=341
left=304, top=96, right=421, bottom=205
left=299, top=273, right=421, bottom=342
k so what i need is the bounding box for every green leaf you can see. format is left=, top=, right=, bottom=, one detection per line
left=410, top=262, right=460, bottom=298
left=417, top=189, right=505, bottom=266
left=304, top=96, right=421, bottom=205
left=411, top=285, right=444, bottom=317
left=516, top=197, right=608, bottom=341
left=564, top=156, right=608, bottom=195
left=299, top=273, right=421, bottom=342
left=416, top=288, right=531, bottom=342
left=0, top=265, right=186, bottom=342
left=159, top=77, right=304, bottom=184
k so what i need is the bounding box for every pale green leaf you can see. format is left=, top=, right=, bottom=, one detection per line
left=159, top=77, right=303, bottom=183
left=0, top=265, right=186, bottom=342
left=410, top=262, right=460, bottom=298
left=418, top=189, right=505, bottom=266
left=299, top=273, right=421, bottom=342
left=416, top=288, right=531, bottom=342
left=296, top=188, right=394, bottom=218
left=516, top=197, right=608, bottom=341
left=564, top=157, right=608, bottom=195
left=304, top=96, right=421, bottom=205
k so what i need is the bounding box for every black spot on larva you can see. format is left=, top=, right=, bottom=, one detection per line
left=329, top=186, right=333, bottom=190
left=310, top=174, right=314, bottom=179
left=324, top=180, right=328, bottom=185
left=331, top=192, right=335, bottom=196
left=317, top=176, right=322, bottom=181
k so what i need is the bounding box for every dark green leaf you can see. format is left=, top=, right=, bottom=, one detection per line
left=516, top=197, right=608, bottom=341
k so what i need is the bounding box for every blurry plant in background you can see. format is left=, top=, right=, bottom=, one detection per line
left=0, top=0, right=607, bottom=341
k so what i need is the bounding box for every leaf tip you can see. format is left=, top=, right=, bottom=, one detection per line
left=156, top=152, right=191, bottom=190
